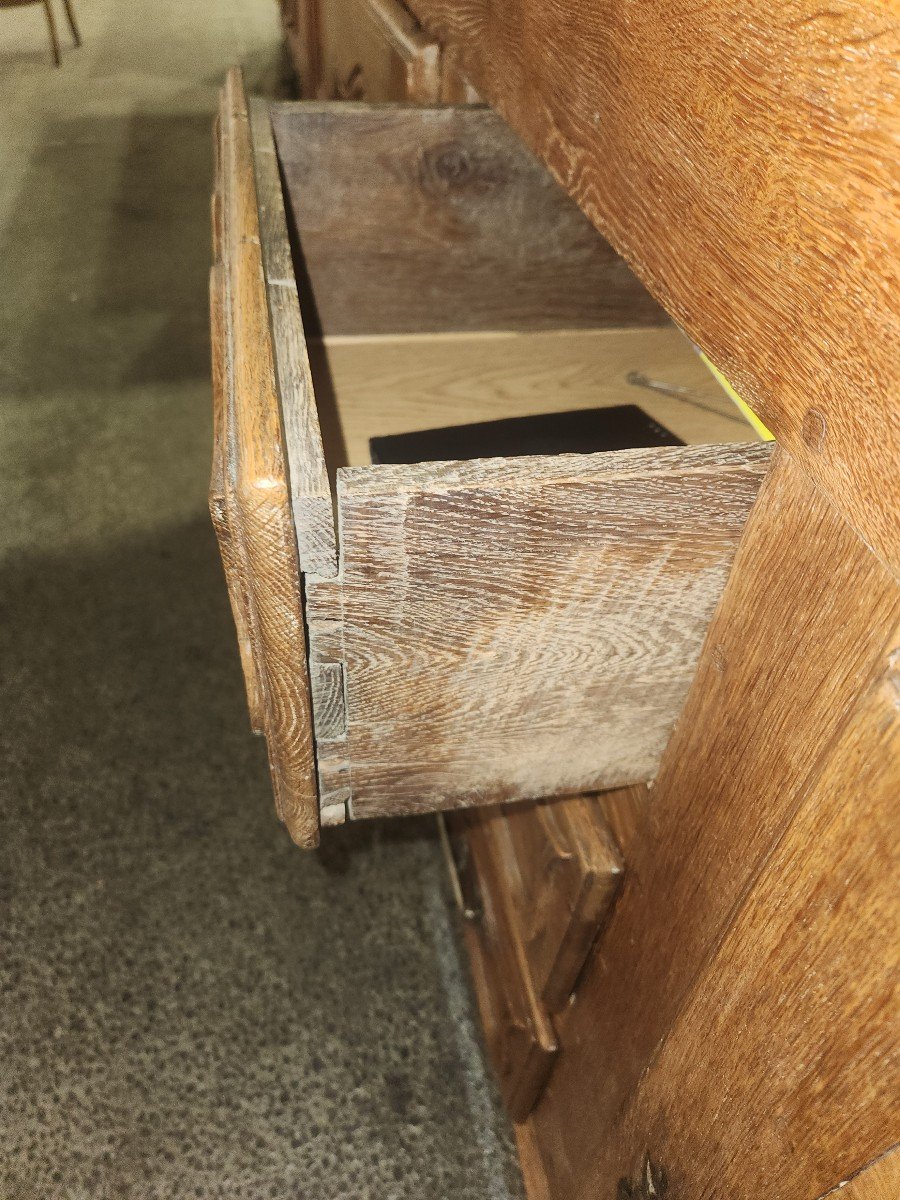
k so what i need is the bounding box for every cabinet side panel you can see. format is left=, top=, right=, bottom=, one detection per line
left=521, top=449, right=900, bottom=1197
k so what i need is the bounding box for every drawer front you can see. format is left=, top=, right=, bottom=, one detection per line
left=208, top=259, right=265, bottom=735
left=449, top=793, right=630, bottom=1119
left=210, top=71, right=319, bottom=848
left=503, top=796, right=623, bottom=1014
left=455, top=808, right=559, bottom=1122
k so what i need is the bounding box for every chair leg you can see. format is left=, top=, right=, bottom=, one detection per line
left=43, top=0, right=61, bottom=67
left=61, top=0, right=81, bottom=47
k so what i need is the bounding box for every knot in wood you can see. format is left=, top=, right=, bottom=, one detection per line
left=617, top=1154, right=668, bottom=1199
left=801, top=407, right=828, bottom=451
left=419, top=140, right=474, bottom=192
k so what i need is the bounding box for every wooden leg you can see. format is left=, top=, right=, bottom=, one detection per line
left=43, top=0, right=61, bottom=67
left=61, top=0, right=81, bottom=47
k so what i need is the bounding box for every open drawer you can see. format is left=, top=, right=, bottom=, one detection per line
left=210, top=69, right=772, bottom=846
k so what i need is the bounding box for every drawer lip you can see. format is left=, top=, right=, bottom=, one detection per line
left=247, top=96, right=339, bottom=580
left=334, top=440, right=773, bottom=497
left=212, top=68, right=321, bottom=847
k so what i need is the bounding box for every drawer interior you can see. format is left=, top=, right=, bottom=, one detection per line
left=267, top=102, right=749, bottom=480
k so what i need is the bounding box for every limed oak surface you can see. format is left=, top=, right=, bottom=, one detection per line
left=270, top=102, right=668, bottom=336
left=307, top=443, right=771, bottom=818
left=247, top=97, right=337, bottom=578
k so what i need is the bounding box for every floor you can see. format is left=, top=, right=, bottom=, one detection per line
left=0, top=2, right=523, bottom=1196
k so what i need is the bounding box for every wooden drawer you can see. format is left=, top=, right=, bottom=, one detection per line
left=501, top=795, right=624, bottom=1014
left=210, top=70, right=771, bottom=845
left=447, top=792, right=630, bottom=1119
left=452, top=806, right=560, bottom=1122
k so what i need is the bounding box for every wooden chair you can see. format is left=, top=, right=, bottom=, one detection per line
left=1, top=0, right=81, bottom=67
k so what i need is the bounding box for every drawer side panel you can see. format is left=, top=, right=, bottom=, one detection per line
left=325, top=442, right=772, bottom=818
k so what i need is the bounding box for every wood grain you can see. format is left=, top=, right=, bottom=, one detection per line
left=502, top=796, right=623, bottom=1014
left=438, top=39, right=481, bottom=104
left=306, top=442, right=772, bottom=818
left=521, top=450, right=900, bottom=1199
left=208, top=261, right=265, bottom=733
left=366, top=0, right=441, bottom=101
left=246, top=98, right=337, bottom=578
left=312, top=0, right=441, bottom=102
left=280, top=0, right=322, bottom=97
left=216, top=70, right=319, bottom=847
left=459, top=807, right=560, bottom=1121
left=406, top=0, right=900, bottom=574
left=270, top=102, right=668, bottom=336
left=513, top=1119, right=552, bottom=1200
left=282, top=0, right=479, bottom=104
left=596, top=604, right=900, bottom=1199
left=592, top=784, right=649, bottom=862
left=820, top=1148, right=900, bottom=1200
left=310, top=326, right=752, bottom=468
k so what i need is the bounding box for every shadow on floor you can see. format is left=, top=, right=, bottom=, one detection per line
left=0, top=517, right=521, bottom=1198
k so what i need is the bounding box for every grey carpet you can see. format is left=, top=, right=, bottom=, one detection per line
left=0, top=2, right=523, bottom=1195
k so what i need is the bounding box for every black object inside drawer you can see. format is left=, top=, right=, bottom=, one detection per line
left=369, top=403, right=683, bottom=464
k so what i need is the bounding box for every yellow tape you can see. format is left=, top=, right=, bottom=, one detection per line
left=699, top=354, right=775, bottom=441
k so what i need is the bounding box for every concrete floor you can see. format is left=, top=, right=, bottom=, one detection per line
left=0, top=3, right=523, bottom=1196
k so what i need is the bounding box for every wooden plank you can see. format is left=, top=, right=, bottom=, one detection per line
left=593, top=606, right=900, bottom=1199
left=406, top=0, right=900, bottom=574
left=208, top=261, right=265, bottom=733
left=503, top=796, right=623, bottom=1013
left=438, top=40, right=481, bottom=104
left=513, top=1119, right=552, bottom=1200
left=269, top=103, right=668, bottom=336
left=211, top=109, right=267, bottom=731
left=310, top=326, right=753, bottom=468
left=246, top=99, right=337, bottom=578
left=522, top=450, right=900, bottom=1199
left=460, top=808, right=560, bottom=1121
left=219, top=69, right=319, bottom=848
left=312, top=0, right=441, bottom=102
left=306, top=442, right=772, bottom=817
left=280, top=0, right=322, bottom=97
left=819, top=1148, right=900, bottom=1200
left=366, top=0, right=441, bottom=101
left=593, top=784, right=648, bottom=861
